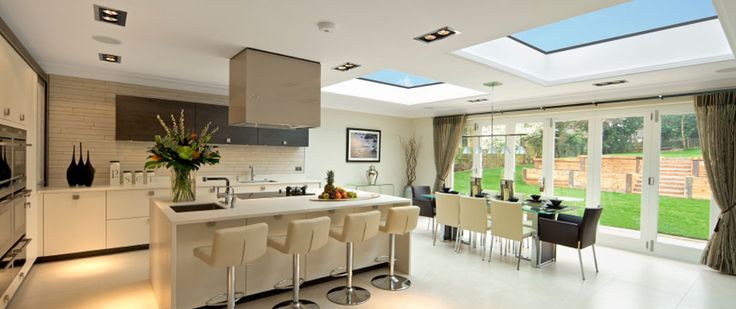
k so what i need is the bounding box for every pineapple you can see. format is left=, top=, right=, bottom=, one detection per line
left=324, top=170, right=336, bottom=194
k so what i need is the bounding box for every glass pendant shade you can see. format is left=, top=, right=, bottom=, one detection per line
left=462, top=146, right=471, bottom=154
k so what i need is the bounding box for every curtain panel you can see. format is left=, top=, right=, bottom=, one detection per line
left=433, top=115, right=467, bottom=192
left=695, top=91, right=736, bottom=275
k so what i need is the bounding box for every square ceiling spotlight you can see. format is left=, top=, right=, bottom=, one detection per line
left=99, top=53, right=121, bottom=63
left=414, top=26, right=459, bottom=43
left=323, top=69, right=484, bottom=105
left=94, top=4, right=127, bottom=27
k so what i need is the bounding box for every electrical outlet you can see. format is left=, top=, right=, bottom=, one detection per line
left=295, top=166, right=303, bottom=171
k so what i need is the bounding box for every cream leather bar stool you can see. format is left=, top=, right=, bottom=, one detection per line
left=371, top=206, right=420, bottom=291
left=193, top=223, right=269, bottom=309
left=268, top=216, right=331, bottom=309
left=326, top=210, right=381, bottom=306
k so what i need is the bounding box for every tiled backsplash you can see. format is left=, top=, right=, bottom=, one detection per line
left=47, top=75, right=304, bottom=187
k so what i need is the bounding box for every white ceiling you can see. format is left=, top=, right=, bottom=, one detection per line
left=2, top=0, right=736, bottom=118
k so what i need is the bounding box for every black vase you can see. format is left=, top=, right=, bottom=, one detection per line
left=75, top=142, right=87, bottom=186
left=66, top=145, right=78, bottom=186
left=82, top=150, right=95, bottom=187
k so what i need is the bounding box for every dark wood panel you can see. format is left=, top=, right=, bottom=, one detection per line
left=115, top=95, right=196, bottom=141
left=257, top=128, right=309, bottom=147
left=194, top=104, right=257, bottom=145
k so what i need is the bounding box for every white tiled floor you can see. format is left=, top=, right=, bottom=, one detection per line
left=10, top=217, right=736, bottom=308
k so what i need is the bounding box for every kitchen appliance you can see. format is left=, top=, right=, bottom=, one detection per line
left=229, top=48, right=321, bottom=129
left=236, top=186, right=314, bottom=200
left=0, top=124, right=31, bottom=296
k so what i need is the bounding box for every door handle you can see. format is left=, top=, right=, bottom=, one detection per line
left=72, top=194, right=80, bottom=200
left=648, top=177, right=655, bottom=185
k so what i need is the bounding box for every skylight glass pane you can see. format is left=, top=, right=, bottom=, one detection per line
left=359, top=69, right=441, bottom=89
left=510, top=0, right=718, bottom=53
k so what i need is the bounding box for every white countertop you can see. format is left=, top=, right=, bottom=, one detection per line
left=154, top=192, right=412, bottom=225
left=39, top=178, right=322, bottom=194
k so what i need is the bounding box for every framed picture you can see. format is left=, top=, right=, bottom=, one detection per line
left=346, top=128, right=381, bottom=162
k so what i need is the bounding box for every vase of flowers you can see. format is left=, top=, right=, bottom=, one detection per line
left=145, top=110, right=220, bottom=202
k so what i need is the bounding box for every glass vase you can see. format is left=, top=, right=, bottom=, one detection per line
left=171, top=169, right=196, bottom=202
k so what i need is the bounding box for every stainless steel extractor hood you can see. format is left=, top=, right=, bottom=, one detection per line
left=229, top=48, right=321, bottom=129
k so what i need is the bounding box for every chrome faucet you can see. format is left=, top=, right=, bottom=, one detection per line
left=249, top=166, right=255, bottom=181
left=202, top=177, right=235, bottom=208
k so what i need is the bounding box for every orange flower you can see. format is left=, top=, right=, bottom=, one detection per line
left=190, top=131, right=197, bottom=140
left=192, top=150, right=201, bottom=160
left=150, top=154, right=161, bottom=161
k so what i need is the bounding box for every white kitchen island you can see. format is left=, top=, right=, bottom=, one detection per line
left=149, top=192, right=412, bottom=309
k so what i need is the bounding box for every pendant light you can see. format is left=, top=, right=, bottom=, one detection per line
left=462, top=81, right=528, bottom=142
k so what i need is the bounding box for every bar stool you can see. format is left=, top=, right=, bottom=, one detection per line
left=268, top=216, right=331, bottom=309
left=371, top=206, right=420, bottom=291
left=193, top=223, right=269, bottom=309
left=326, top=210, right=381, bottom=306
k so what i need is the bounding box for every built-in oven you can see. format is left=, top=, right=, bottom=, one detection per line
left=0, top=124, right=29, bottom=296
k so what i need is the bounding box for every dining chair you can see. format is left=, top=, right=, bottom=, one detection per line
left=489, top=200, right=534, bottom=270
left=411, top=185, right=435, bottom=232
left=433, top=192, right=460, bottom=250
left=458, top=196, right=492, bottom=260
left=537, top=207, right=603, bottom=280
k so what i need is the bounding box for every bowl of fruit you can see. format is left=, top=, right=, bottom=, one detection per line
left=317, top=170, right=359, bottom=200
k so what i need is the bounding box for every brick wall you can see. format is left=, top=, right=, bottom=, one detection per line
left=48, top=75, right=304, bottom=187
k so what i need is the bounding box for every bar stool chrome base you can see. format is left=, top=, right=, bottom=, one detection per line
left=205, top=292, right=245, bottom=307
left=273, top=299, right=319, bottom=309
left=371, top=274, right=411, bottom=291
left=326, top=286, right=370, bottom=306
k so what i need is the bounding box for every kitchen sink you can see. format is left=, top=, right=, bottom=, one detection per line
left=170, top=203, right=226, bottom=213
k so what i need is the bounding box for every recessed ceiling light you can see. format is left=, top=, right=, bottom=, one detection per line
left=333, top=62, right=360, bottom=71
left=94, top=5, right=127, bottom=27
left=593, top=79, right=627, bottom=86
left=414, top=26, right=459, bottom=43
left=92, top=35, right=122, bottom=45
left=716, top=67, right=736, bottom=73
left=99, top=53, right=121, bottom=63
left=467, top=98, right=488, bottom=103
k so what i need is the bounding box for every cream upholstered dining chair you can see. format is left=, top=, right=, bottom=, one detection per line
left=433, top=192, right=461, bottom=250
left=458, top=196, right=492, bottom=260
left=489, top=200, right=534, bottom=270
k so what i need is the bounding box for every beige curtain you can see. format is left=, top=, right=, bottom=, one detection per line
left=433, top=115, right=467, bottom=191
left=695, top=91, right=736, bottom=275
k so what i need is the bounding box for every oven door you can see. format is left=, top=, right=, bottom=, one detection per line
left=0, top=137, right=12, bottom=199
left=0, top=197, right=12, bottom=258
left=11, top=138, right=26, bottom=194
left=12, top=193, right=26, bottom=242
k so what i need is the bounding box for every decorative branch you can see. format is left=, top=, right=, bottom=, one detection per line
left=400, top=135, right=421, bottom=186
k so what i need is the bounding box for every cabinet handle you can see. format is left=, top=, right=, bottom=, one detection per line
left=148, top=191, right=155, bottom=196
left=282, top=140, right=288, bottom=145
left=24, top=202, right=30, bottom=208
left=19, top=114, right=25, bottom=121
left=260, top=185, right=266, bottom=191
left=72, top=194, right=80, bottom=200
left=3, top=108, right=9, bottom=116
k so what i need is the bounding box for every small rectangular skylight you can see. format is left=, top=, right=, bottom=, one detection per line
left=509, top=0, right=718, bottom=54
left=358, top=69, right=442, bottom=89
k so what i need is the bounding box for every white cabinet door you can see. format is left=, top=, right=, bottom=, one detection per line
left=43, top=192, right=106, bottom=256
left=107, top=217, right=149, bottom=248
left=0, top=35, right=33, bottom=126
left=107, top=189, right=169, bottom=219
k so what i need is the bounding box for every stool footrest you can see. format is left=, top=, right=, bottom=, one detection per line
left=374, top=255, right=395, bottom=263
left=273, top=278, right=305, bottom=290
left=329, top=266, right=347, bottom=278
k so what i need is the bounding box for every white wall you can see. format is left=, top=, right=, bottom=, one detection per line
left=306, top=108, right=434, bottom=196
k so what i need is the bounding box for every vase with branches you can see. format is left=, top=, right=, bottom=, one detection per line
left=401, top=135, right=421, bottom=198
left=144, top=110, right=221, bottom=202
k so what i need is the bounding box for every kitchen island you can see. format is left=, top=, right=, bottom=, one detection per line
left=149, top=192, right=412, bottom=309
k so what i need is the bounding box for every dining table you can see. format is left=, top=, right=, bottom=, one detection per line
left=423, top=193, right=580, bottom=268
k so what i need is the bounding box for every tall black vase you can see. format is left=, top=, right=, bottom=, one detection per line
left=75, top=142, right=87, bottom=186
left=66, top=145, right=78, bottom=186
left=0, top=147, right=10, bottom=188
left=82, top=150, right=95, bottom=187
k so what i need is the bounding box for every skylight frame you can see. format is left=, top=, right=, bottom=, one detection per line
left=509, top=15, right=718, bottom=54
left=356, top=77, right=444, bottom=89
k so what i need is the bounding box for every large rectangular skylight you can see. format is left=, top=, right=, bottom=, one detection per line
left=358, top=69, right=442, bottom=89
left=509, top=0, right=718, bottom=54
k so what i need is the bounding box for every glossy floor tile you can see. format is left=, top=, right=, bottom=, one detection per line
left=9, top=217, right=736, bottom=308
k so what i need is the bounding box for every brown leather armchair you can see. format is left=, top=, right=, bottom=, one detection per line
left=538, top=207, right=603, bottom=280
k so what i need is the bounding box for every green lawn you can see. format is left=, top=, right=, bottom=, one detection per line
left=606, top=148, right=703, bottom=158
left=453, top=164, right=710, bottom=240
